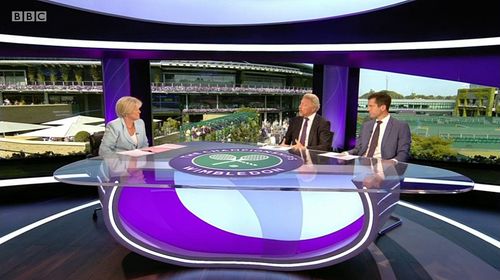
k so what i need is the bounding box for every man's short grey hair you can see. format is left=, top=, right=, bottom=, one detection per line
left=302, top=93, right=321, bottom=112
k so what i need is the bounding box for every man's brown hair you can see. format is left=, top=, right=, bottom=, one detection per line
left=368, top=92, right=391, bottom=109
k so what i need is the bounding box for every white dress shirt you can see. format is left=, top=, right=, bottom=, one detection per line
left=298, top=112, right=316, bottom=147
left=365, top=114, right=391, bottom=159
left=130, top=133, right=138, bottom=146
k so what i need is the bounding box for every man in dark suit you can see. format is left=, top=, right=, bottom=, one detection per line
left=281, top=93, right=332, bottom=151
left=346, top=92, right=411, bottom=162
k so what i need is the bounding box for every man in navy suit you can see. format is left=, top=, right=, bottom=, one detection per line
left=281, top=93, right=332, bottom=151
left=346, top=92, right=411, bottom=162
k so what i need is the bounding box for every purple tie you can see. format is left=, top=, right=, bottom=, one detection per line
left=366, top=120, right=382, bottom=157
left=299, top=117, right=309, bottom=145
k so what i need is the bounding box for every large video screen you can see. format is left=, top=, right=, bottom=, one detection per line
left=358, top=68, right=500, bottom=162
left=0, top=59, right=312, bottom=160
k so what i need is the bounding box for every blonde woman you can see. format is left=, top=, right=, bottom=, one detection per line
left=99, top=96, right=150, bottom=155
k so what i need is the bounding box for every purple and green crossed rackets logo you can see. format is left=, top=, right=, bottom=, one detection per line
left=170, top=148, right=304, bottom=177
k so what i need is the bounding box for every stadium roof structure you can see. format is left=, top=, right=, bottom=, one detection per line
left=153, top=60, right=311, bottom=76
left=0, top=59, right=311, bottom=76
left=0, top=121, right=51, bottom=135
left=42, top=115, right=104, bottom=126
left=19, top=123, right=104, bottom=138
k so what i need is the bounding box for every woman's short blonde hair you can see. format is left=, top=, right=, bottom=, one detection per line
left=115, top=96, right=142, bottom=118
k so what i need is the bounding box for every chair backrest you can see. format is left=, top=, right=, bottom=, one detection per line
left=327, top=131, right=334, bottom=151
left=88, top=131, right=105, bottom=156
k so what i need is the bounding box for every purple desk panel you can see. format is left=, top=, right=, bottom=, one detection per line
left=54, top=142, right=473, bottom=271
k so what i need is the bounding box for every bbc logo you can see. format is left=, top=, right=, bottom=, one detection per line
left=12, top=11, right=47, bottom=22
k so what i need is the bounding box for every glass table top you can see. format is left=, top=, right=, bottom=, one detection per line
left=53, top=142, right=474, bottom=193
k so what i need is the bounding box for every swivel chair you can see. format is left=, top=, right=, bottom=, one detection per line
left=88, top=131, right=105, bottom=220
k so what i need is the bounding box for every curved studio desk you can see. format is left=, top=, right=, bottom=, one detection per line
left=54, top=142, right=474, bottom=271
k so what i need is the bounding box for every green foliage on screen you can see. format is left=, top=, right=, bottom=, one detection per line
left=410, top=134, right=457, bottom=160
left=180, top=110, right=260, bottom=143
left=74, top=131, right=91, bottom=142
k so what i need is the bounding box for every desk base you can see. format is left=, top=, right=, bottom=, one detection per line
left=378, top=215, right=402, bottom=236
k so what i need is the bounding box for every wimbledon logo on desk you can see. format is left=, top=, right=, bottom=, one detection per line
left=170, top=148, right=303, bottom=177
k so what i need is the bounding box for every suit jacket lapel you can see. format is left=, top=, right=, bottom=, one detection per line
left=308, top=115, right=319, bottom=146
left=381, top=117, right=394, bottom=156
left=295, top=117, right=302, bottom=142
left=289, top=117, right=299, bottom=145
left=361, top=120, right=375, bottom=155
